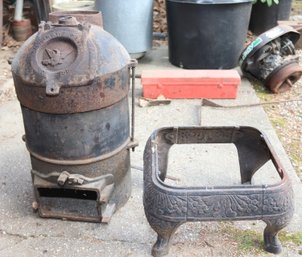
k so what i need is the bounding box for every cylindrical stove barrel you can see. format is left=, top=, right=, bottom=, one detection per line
left=22, top=97, right=129, bottom=161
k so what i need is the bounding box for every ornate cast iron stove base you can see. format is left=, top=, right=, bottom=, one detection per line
left=143, top=127, right=294, bottom=257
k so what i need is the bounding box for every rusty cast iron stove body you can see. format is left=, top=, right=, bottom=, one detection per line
left=143, top=127, right=294, bottom=257
left=11, top=12, right=137, bottom=223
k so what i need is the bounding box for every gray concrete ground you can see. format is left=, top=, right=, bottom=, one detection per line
left=0, top=47, right=301, bottom=256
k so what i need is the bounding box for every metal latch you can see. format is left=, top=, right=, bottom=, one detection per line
left=57, top=171, right=85, bottom=186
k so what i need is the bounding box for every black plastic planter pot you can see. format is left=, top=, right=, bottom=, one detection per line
left=249, top=0, right=293, bottom=35
left=166, top=0, right=253, bottom=69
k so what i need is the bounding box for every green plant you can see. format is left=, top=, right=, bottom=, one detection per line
left=279, top=231, right=302, bottom=245
left=254, top=0, right=279, bottom=7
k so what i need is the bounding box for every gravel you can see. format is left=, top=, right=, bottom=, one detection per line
left=254, top=50, right=302, bottom=181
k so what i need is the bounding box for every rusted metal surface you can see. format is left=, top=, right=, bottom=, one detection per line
left=14, top=67, right=130, bottom=114
left=265, top=62, right=302, bottom=93
left=31, top=148, right=131, bottom=223
left=49, top=11, right=103, bottom=27
left=27, top=139, right=131, bottom=166
left=240, top=25, right=302, bottom=93
left=12, top=15, right=131, bottom=113
left=12, top=14, right=136, bottom=222
left=129, top=59, right=138, bottom=151
left=278, top=21, right=302, bottom=49
left=143, top=127, right=294, bottom=257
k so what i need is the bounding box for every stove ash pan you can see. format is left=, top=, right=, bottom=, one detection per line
left=11, top=13, right=137, bottom=223
left=143, top=126, right=294, bottom=257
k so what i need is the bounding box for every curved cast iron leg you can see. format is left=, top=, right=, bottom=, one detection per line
left=152, top=223, right=181, bottom=257
left=263, top=220, right=285, bottom=254
left=147, top=215, right=183, bottom=257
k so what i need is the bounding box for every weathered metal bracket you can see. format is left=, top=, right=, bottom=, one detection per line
left=143, top=126, right=294, bottom=257
left=129, top=59, right=138, bottom=151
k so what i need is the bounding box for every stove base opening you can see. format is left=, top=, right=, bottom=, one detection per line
left=36, top=187, right=102, bottom=222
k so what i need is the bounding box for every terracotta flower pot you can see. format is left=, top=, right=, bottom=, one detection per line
left=12, top=18, right=32, bottom=42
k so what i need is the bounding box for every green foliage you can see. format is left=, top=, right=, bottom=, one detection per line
left=253, top=82, right=271, bottom=101
left=271, top=116, right=287, bottom=128
left=235, top=230, right=263, bottom=252
left=224, top=224, right=302, bottom=255
left=253, top=0, right=279, bottom=7
left=279, top=231, right=302, bottom=245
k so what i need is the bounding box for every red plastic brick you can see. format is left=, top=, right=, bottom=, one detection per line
left=141, top=70, right=241, bottom=99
